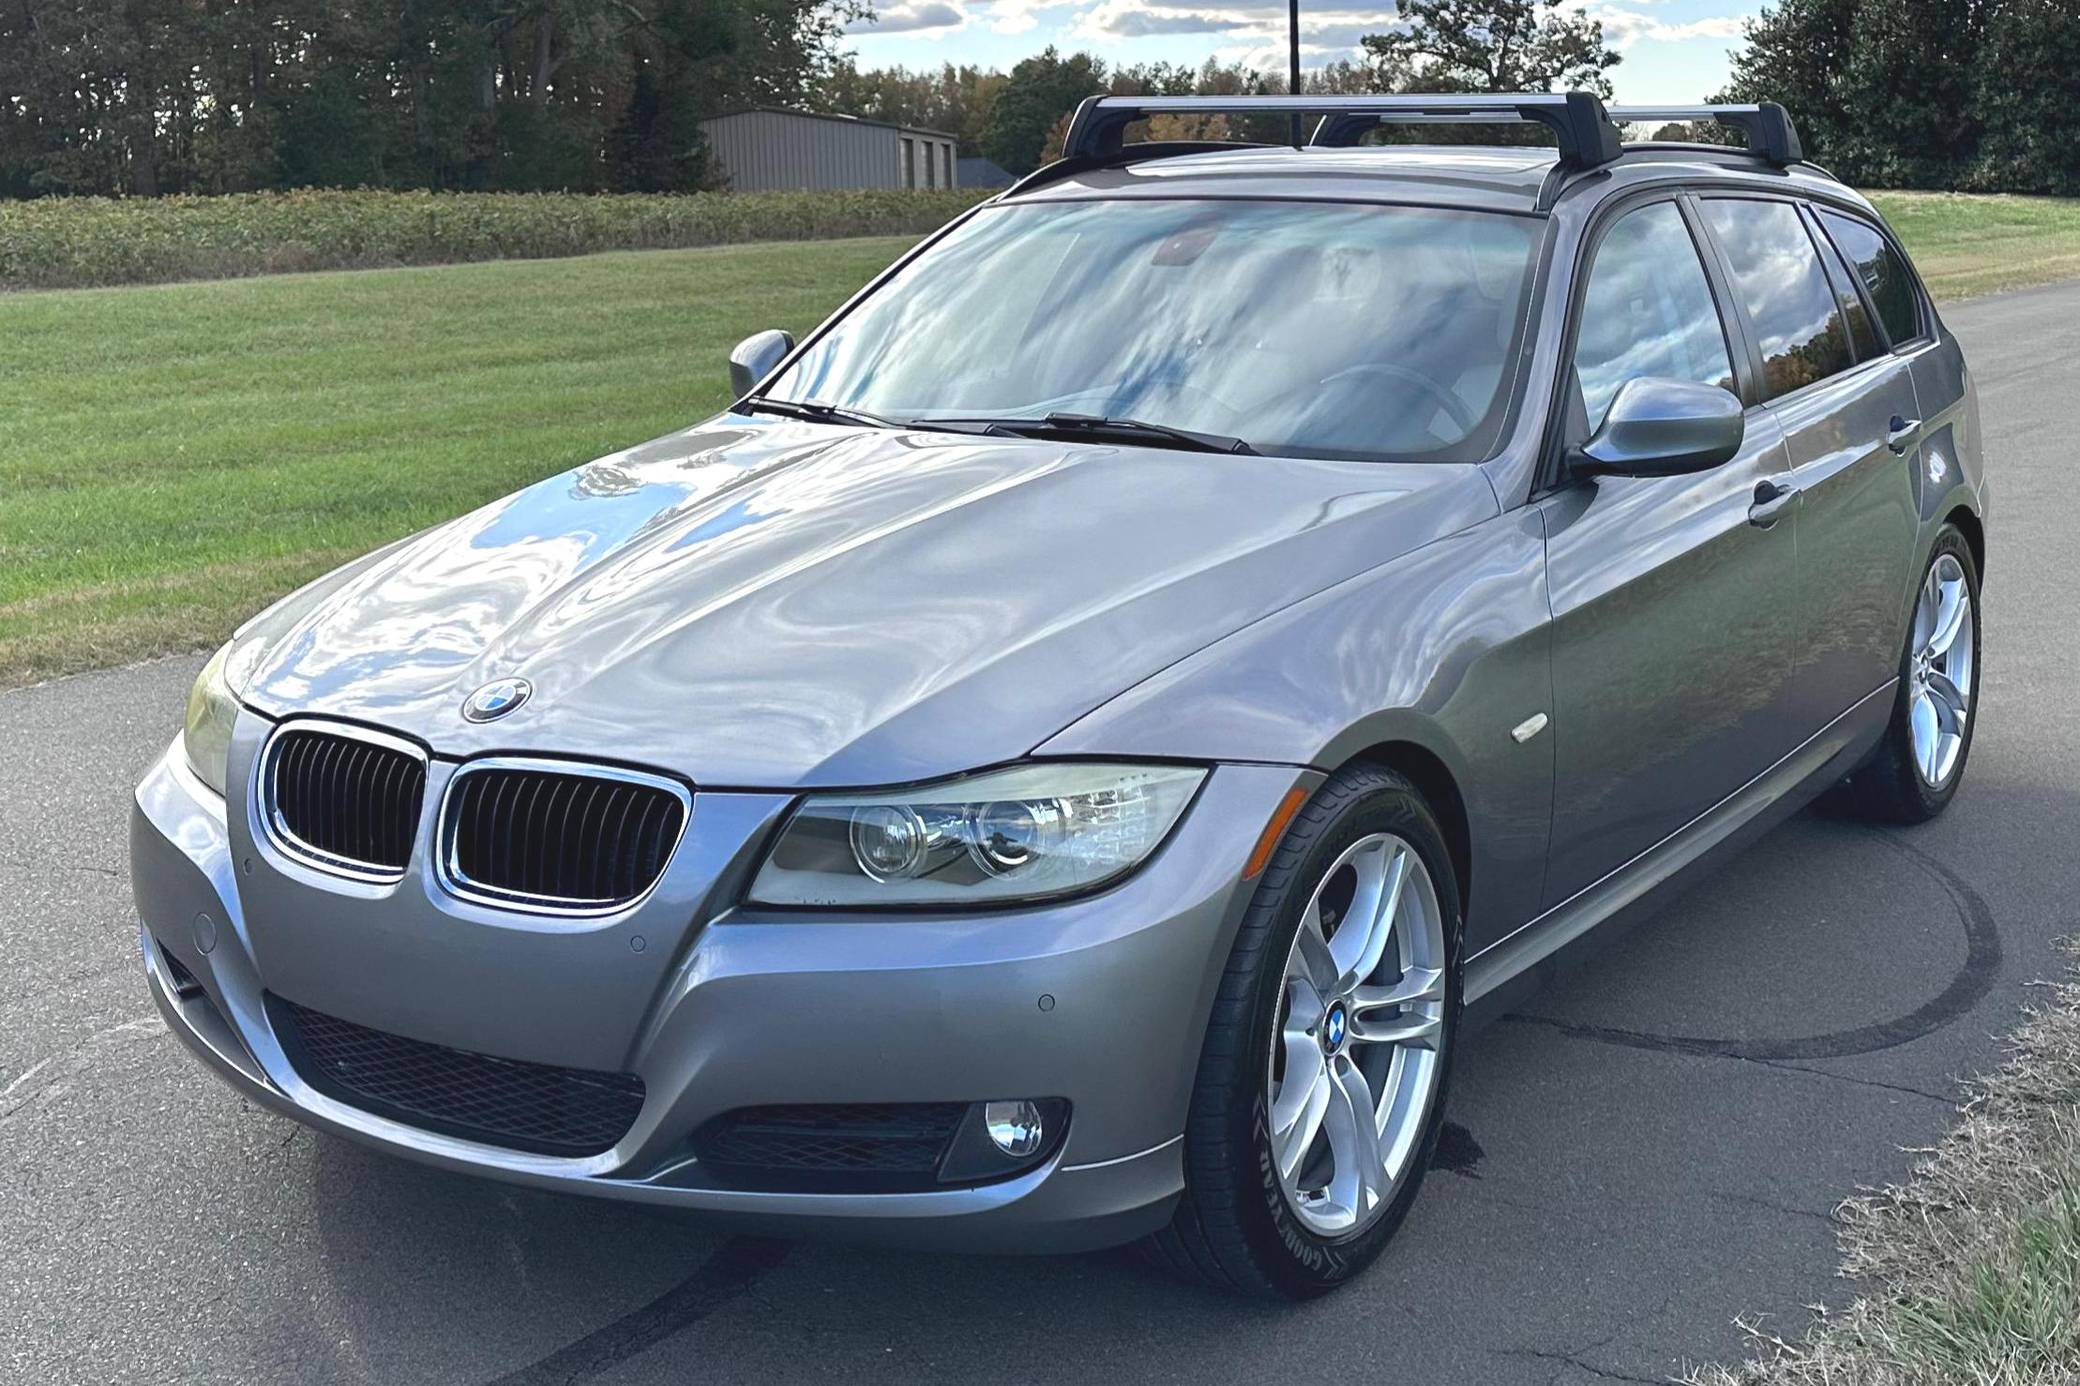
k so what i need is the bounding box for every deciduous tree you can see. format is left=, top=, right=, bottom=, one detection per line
left=1359, top=0, right=1620, bottom=96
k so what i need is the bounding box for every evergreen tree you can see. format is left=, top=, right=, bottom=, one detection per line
left=1971, top=0, right=2080, bottom=192
left=1838, top=0, right=1986, bottom=187
left=1714, top=0, right=1859, bottom=170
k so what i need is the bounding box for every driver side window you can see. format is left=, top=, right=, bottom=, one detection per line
left=1573, top=202, right=1737, bottom=430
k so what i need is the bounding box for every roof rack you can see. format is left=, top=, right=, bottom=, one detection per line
left=1061, top=93, right=1625, bottom=170
left=1606, top=103, right=1804, bottom=166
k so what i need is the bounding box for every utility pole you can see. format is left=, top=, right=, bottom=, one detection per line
left=1288, top=0, right=1303, bottom=145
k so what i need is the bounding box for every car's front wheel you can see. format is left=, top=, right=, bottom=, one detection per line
left=1831, top=526, right=1981, bottom=823
left=1144, top=764, right=1461, bottom=1298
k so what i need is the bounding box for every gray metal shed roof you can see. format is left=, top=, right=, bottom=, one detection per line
left=702, top=107, right=959, bottom=142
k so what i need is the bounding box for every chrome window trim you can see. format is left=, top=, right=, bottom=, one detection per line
left=434, top=756, right=693, bottom=917
left=257, top=718, right=429, bottom=885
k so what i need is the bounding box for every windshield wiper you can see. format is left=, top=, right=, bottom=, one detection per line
left=739, top=395, right=901, bottom=429
left=910, top=412, right=1259, bottom=456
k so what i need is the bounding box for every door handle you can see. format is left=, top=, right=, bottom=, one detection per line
left=1749, top=478, right=1801, bottom=528
left=1886, top=415, right=1922, bottom=454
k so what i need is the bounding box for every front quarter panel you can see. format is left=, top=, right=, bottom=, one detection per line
left=1037, top=506, right=1554, bottom=951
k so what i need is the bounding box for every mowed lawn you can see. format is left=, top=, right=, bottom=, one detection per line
left=4, top=190, right=2079, bottom=689
left=1868, top=190, right=2080, bottom=299
left=0, top=237, right=914, bottom=688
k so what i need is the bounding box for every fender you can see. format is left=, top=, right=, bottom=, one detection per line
left=1038, top=505, right=1555, bottom=954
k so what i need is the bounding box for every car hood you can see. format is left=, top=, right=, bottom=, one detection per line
left=242, top=417, right=1496, bottom=787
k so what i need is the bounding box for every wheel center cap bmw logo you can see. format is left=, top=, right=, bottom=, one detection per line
left=463, top=678, right=532, bottom=723
left=1323, top=1003, right=1349, bottom=1053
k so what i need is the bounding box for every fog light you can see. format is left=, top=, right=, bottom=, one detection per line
left=984, top=1099, right=1046, bottom=1157
left=936, top=1097, right=1068, bottom=1183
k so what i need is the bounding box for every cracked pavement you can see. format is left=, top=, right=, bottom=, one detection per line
left=4, top=283, right=2078, bottom=1384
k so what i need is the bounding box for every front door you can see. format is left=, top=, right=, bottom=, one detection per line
left=1539, top=197, right=1805, bottom=906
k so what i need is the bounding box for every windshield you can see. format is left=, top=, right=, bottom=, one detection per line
left=765, top=197, right=1542, bottom=463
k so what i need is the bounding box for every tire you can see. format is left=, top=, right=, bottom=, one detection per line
left=1829, top=525, right=1982, bottom=824
left=1143, top=763, right=1463, bottom=1299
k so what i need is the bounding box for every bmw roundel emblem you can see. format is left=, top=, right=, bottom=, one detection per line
left=463, top=678, right=532, bottom=723
left=1324, top=1003, right=1348, bottom=1051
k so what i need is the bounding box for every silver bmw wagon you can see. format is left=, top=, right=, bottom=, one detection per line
left=133, top=93, right=1987, bottom=1298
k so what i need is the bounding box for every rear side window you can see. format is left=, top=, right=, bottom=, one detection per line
left=1701, top=198, right=1855, bottom=400
left=1572, top=201, right=1737, bottom=429
left=1813, top=226, right=1880, bottom=361
left=1819, top=210, right=1923, bottom=347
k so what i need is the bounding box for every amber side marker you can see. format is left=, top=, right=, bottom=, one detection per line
left=1243, top=786, right=1311, bottom=880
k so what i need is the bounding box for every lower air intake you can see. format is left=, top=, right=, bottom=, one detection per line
left=690, top=1103, right=969, bottom=1192
left=268, top=995, right=644, bottom=1158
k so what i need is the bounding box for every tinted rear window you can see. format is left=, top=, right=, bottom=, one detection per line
left=1820, top=210, right=1923, bottom=347
left=1813, top=228, right=1880, bottom=361
left=1702, top=198, right=1855, bottom=400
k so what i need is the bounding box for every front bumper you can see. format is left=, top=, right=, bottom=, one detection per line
left=132, top=724, right=1309, bottom=1253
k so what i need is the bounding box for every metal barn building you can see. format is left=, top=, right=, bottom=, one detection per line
left=699, top=109, right=960, bottom=192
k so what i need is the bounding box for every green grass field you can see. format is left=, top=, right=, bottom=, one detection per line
left=1868, top=191, right=2080, bottom=299
left=0, top=236, right=912, bottom=687
left=3, top=190, right=2078, bottom=689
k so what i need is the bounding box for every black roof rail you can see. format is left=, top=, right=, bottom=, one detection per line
left=1061, top=92, right=1625, bottom=170
left=1606, top=103, right=1804, bottom=166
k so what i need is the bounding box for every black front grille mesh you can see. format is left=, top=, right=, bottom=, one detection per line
left=269, top=729, right=425, bottom=874
left=446, top=767, right=685, bottom=908
left=692, top=1103, right=968, bottom=1191
left=269, top=995, right=645, bottom=1157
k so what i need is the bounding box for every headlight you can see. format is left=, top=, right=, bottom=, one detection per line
left=182, top=635, right=268, bottom=798
left=748, top=762, right=1206, bottom=907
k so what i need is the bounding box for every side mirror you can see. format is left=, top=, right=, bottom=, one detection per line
left=1570, top=377, right=1744, bottom=478
left=728, top=329, right=794, bottom=398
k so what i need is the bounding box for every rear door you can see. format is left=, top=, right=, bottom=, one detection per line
left=1539, top=195, right=1803, bottom=906
left=1695, top=196, right=1925, bottom=727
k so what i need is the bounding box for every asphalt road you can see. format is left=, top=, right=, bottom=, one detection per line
left=5, top=281, right=2078, bottom=1386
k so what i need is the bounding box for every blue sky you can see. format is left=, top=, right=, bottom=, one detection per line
left=843, top=0, right=1764, bottom=106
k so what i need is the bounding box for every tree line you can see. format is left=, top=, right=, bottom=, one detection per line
left=0, top=0, right=859, bottom=198
left=8, top=0, right=2077, bottom=199
left=820, top=0, right=1618, bottom=176
left=827, top=0, right=2080, bottom=194
left=0, top=0, right=1617, bottom=196
left=1718, top=0, right=2080, bottom=193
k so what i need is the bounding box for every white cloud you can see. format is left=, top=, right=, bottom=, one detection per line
left=983, top=0, right=1081, bottom=33
left=1074, top=0, right=1401, bottom=52
left=851, top=0, right=969, bottom=32
left=1588, top=6, right=1747, bottom=48
left=1101, top=8, right=1250, bottom=35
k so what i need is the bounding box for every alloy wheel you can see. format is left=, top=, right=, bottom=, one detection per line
left=1907, top=552, right=1974, bottom=789
left=1265, top=832, right=1447, bottom=1238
